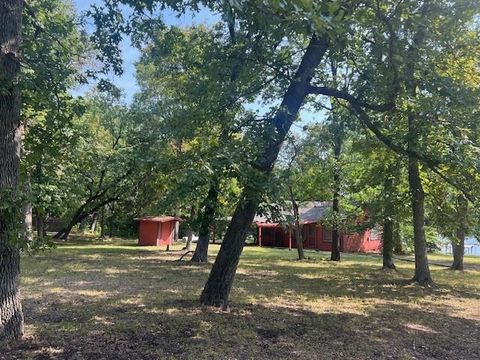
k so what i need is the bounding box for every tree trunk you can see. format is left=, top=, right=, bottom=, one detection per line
left=0, top=0, right=24, bottom=341
left=200, top=35, right=329, bottom=308
left=100, top=207, right=106, bottom=238
left=404, top=1, right=431, bottom=285
left=289, top=187, right=304, bottom=260
left=36, top=208, right=46, bottom=239
left=192, top=183, right=219, bottom=263
left=330, top=118, right=342, bottom=262
left=90, top=212, right=98, bottom=233
left=185, top=206, right=196, bottom=251
left=451, top=195, right=467, bottom=270
left=24, top=199, right=33, bottom=244
left=54, top=198, right=116, bottom=240
left=408, top=156, right=432, bottom=284
left=382, top=173, right=396, bottom=270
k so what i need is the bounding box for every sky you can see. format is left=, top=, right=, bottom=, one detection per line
left=72, top=0, right=321, bottom=124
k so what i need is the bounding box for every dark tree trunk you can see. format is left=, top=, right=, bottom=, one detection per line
left=404, top=2, right=431, bottom=285
left=451, top=195, right=467, bottom=270
left=200, top=195, right=260, bottom=308
left=54, top=198, right=116, bottom=240
left=330, top=118, right=342, bottom=262
left=290, top=188, right=304, bottom=260
left=0, top=0, right=24, bottom=341
left=200, top=35, right=329, bottom=308
left=36, top=209, right=46, bottom=239
left=408, top=156, right=432, bottom=284
left=192, top=183, right=219, bottom=263
left=382, top=173, right=396, bottom=270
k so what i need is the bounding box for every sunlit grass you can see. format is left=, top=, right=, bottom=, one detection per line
left=8, top=238, right=480, bottom=359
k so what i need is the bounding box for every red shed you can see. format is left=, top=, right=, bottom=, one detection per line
left=254, top=202, right=382, bottom=253
left=136, top=216, right=181, bottom=246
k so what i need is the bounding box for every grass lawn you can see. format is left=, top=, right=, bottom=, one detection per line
left=4, top=238, right=480, bottom=359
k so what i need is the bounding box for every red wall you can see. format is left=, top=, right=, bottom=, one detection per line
left=343, top=230, right=382, bottom=252
left=138, top=221, right=158, bottom=246
left=159, top=221, right=174, bottom=246
left=138, top=220, right=176, bottom=246
left=257, top=223, right=381, bottom=253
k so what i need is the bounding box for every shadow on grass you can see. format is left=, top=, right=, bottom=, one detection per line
left=7, top=296, right=480, bottom=360
left=9, top=243, right=480, bottom=359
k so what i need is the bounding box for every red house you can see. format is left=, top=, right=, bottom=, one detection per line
left=136, top=216, right=181, bottom=246
left=254, top=202, right=381, bottom=253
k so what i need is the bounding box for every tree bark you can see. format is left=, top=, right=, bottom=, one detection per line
left=290, top=188, right=304, bottom=260
left=451, top=195, right=467, bottom=270
left=200, top=35, right=329, bottom=308
left=382, top=173, right=396, bottom=270
left=36, top=208, right=46, bottom=239
left=405, top=5, right=432, bottom=285
left=0, top=0, right=24, bottom=341
left=330, top=122, right=342, bottom=261
left=192, top=184, right=218, bottom=263
left=408, top=156, right=432, bottom=284
left=90, top=212, right=98, bottom=233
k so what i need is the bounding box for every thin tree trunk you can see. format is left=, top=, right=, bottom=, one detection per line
left=451, top=195, right=467, bottom=270
left=90, top=212, right=98, bottom=233
left=290, top=188, right=304, bottom=260
left=382, top=173, right=396, bottom=270
left=36, top=208, right=46, bottom=239
left=100, top=207, right=106, bottom=238
left=200, top=35, right=329, bottom=308
left=192, top=183, right=219, bottom=263
left=23, top=179, right=33, bottom=244
left=0, top=0, right=24, bottom=341
left=185, top=206, right=196, bottom=251
left=330, top=116, right=342, bottom=261
left=109, top=202, right=115, bottom=238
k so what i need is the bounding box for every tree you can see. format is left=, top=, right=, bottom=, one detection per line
left=0, top=0, right=25, bottom=341
left=200, top=33, right=330, bottom=307
left=22, top=0, right=88, bottom=241
left=52, top=95, right=136, bottom=240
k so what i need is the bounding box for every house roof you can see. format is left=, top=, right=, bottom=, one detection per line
left=135, top=216, right=182, bottom=223
left=254, top=201, right=331, bottom=226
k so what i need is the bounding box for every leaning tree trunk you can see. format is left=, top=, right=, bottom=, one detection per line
left=192, top=184, right=218, bottom=263
left=382, top=173, right=396, bottom=270
left=451, top=194, right=468, bottom=270
left=0, top=0, right=24, bottom=341
left=200, top=35, right=329, bottom=308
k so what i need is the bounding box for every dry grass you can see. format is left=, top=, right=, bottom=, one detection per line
left=2, top=238, right=479, bottom=360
